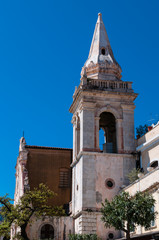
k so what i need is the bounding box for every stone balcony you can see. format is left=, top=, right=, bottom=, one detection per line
left=73, top=78, right=134, bottom=100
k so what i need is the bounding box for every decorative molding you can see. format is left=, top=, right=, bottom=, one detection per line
left=136, top=134, right=159, bottom=152
left=95, top=105, right=122, bottom=119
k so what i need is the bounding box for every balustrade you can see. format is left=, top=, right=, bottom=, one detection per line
left=87, top=79, right=132, bottom=91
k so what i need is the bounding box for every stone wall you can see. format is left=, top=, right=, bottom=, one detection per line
left=26, top=216, right=74, bottom=240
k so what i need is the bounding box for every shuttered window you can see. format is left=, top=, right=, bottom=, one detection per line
left=59, top=168, right=70, bottom=188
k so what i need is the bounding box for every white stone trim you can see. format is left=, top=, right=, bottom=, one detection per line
left=136, top=134, right=159, bottom=152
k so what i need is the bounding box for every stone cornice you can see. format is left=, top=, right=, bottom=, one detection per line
left=121, top=103, right=136, bottom=111
left=72, top=209, right=102, bottom=219
left=69, top=86, right=138, bottom=114
left=78, top=100, right=96, bottom=113
left=85, top=62, right=122, bottom=80
left=71, top=151, right=135, bottom=168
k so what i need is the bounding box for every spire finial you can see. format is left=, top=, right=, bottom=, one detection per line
left=19, top=136, right=26, bottom=152
left=97, top=12, right=102, bottom=22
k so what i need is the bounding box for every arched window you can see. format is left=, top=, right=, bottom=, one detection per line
left=99, top=112, right=117, bottom=153
left=150, top=161, right=158, bottom=169
left=101, top=48, right=106, bottom=55
left=40, top=224, right=54, bottom=239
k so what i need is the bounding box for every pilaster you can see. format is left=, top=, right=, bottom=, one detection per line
left=95, top=117, right=100, bottom=150
left=116, top=118, right=124, bottom=153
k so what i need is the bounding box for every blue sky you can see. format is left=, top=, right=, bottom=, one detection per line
left=0, top=0, right=159, bottom=198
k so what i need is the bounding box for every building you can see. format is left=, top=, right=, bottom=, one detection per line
left=122, top=123, right=159, bottom=240
left=69, top=12, right=137, bottom=239
left=13, top=13, right=158, bottom=240
left=13, top=137, right=73, bottom=239
left=14, top=137, right=72, bottom=209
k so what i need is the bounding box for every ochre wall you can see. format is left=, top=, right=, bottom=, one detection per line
left=26, top=147, right=72, bottom=207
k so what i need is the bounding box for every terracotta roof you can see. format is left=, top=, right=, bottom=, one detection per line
left=25, top=145, right=72, bottom=151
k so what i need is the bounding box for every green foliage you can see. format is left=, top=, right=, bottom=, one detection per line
left=127, top=168, right=141, bottom=183
left=69, top=234, right=100, bottom=240
left=0, top=184, right=65, bottom=240
left=0, top=220, right=10, bottom=239
left=136, top=124, right=148, bottom=138
left=101, top=191, right=157, bottom=240
left=0, top=194, right=14, bottom=239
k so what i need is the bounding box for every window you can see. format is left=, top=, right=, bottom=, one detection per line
left=105, top=178, right=115, bottom=189
left=130, top=223, right=135, bottom=232
left=151, top=206, right=155, bottom=227
left=150, top=161, right=158, bottom=169
left=108, top=232, right=114, bottom=239
left=59, top=168, right=70, bottom=188
left=101, top=48, right=106, bottom=55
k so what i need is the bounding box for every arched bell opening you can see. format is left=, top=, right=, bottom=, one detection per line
left=99, top=112, right=117, bottom=153
left=40, top=224, right=54, bottom=240
left=99, top=128, right=105, bottom=150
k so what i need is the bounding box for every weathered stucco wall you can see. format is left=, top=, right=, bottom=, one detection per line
left=138, top=124, right=159, bottom=146
left=95, top=152, right=135, bottom=206
left=96, top=212, right=121, bottom=240
left=26, top=216, right=74, bottom=240
left=137, top=124, right=159, bottom=173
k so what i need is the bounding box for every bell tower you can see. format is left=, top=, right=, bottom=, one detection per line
left=70, top=13, right=137, bottom=239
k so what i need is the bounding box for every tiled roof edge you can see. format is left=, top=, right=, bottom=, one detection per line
left=25, top=145, right=72, bottom=151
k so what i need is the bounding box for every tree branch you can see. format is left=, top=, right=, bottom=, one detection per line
left=0, top=199, right=12, bottom=213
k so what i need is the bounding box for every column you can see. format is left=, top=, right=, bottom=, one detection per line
left=95, top=117, right=100, bottom=150
left=116, top=118, right=124, bottom=154
left=72, top=116, right=77, bottom=161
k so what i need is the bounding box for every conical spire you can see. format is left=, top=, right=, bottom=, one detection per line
left=82, top=13, right=122, bottom=80
left=88, top=13, right=111, bottom=60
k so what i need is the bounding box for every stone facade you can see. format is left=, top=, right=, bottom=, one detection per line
left=69, top=13, right=137, bottom=239
left=26, top=216, right=73, bottom=240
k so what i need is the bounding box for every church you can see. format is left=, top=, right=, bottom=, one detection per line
left=12, top=13, right=159, bottom=240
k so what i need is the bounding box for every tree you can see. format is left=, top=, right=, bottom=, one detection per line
left=0, top=184, right=65, bottom=240
left=101, top=191, right=157, bottom=240
left=136, top=124, right=148, bottom=138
